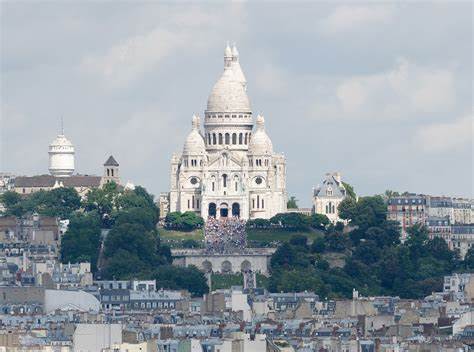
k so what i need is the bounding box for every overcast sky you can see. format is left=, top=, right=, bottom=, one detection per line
left=1, top=2, right=472, bottom=206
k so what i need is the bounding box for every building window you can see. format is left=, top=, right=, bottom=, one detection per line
left=187, top=199, right=190, bottom=209
left=213, top=134, right=217, bottom=145
left=222, top=174, right=227, bottom=188
left=232, top=133, right=237, bottom=144
left=225, top=133, right=230, bottom=144
left=239, top=133, right=243, bottom=144
left=212, top=182, right=215, bottom=191
left=219, top=134, right=223, bottom=144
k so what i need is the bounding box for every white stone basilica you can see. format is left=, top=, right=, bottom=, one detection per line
left=160, top=44, right=287, bottom=220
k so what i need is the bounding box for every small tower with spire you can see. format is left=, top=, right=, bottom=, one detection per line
left=102, top=155, right=120, bottom=185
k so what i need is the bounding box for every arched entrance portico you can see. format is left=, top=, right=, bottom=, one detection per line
left=208, top=203, right=216, bottom=218
left=232, top=203, right=240, bottom=218
left=220, top=203, right=229, bottom=218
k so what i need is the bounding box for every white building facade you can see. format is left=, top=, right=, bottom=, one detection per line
left=161, top=44, right=287, bottom=220
left=312, top=172, right=347, bottom=224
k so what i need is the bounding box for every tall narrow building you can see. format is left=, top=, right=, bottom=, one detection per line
left=160, top=44, right=287, bottom=220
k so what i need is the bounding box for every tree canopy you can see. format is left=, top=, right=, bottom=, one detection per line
left=268, top=195, right=469, bottom=299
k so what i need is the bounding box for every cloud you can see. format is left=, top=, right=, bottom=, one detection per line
left=254, top=63, right=287, bottom=96
left=415, top=114, right=472, bottom=153
left=312, top=58, right=456, bottom=120
left=80, top=29, right=186, bottom=88
left=321, top=4, right=395, bottom=34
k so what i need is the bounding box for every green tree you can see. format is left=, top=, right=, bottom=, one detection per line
left=83, top=182, right=120, bottom=227
left=309, top=213, right=330, bottom=231
left=287, top=196, right=298, bottom=209
left=325, top=232, right=350, bottom=252
left=0, top=191, right=26, bottom=217
left=311, top=237, right=326, bottom=253
left=463, top=247, right=474, bottom=270
left=152, top=265, right=208, bottom=297
left=35, top=188, right=81, bottom=219
left=289, top=234, right=308, bottom=248
left=164, top=211, right=204, bottom=231
left=60, top=212, right=101, bottom=271
left=104, top=223, right=161, bottom=266
left=342, top=182, right=356, bottom=200
left=114, top=207, right=157, bottom=232
left=270, top=213, right=310, bottom=231
left=102, top=249, right=149, bottom=279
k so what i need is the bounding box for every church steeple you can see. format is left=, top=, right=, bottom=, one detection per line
left=102, top=155, right=120, bottom=185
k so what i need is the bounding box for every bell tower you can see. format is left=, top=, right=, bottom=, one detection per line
left=102, top=155, right=120, bottom=185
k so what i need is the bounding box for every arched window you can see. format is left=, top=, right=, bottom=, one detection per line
left=257, top=195, right=260, bottom=209
left=208, top=134, right=211, bottom=144
left=213, top=134, right=217, bottom=145
left=225, top=133, right=230, bottom=144
left=232, top=203, right=240, bottom=217
left=222, top=174, right=227, bottom=188
left=244, top=133, right=248, bottom=144
left=325, top=204, right=329, bottom=214
left=219, top=133, right=223, bottom=144
left=111, top=169, right=114, bottom=177
left=212, top=182, right=215, bottom=191
left=232, top=133, right=237, bottom=144
left=107, top=169, right=110, bottom=176
left=208, top=203, right=216, bottom=218
left=239, top=133, right=243, bottom=144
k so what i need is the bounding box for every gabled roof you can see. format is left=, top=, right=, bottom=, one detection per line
left=104, top=155, right=119, bottom=166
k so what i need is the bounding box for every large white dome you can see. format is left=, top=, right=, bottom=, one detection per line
left=206, top=68, right=251, bottom=113
left=183, top=115, right=206, bottom=155
left=249, top=115, right=273, bottom=155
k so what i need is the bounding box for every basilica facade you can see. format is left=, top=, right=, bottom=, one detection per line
left=160, top=44, right=287, bottom=220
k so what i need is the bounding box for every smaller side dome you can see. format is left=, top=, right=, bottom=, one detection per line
left=183, top=115, right=206, bottom=155
left=249, top=115, right=273, bottom=155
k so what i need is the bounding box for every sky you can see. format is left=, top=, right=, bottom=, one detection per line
left=1, top=2, right=472, bottom=206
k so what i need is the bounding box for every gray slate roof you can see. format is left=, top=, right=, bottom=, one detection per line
left=104, top=155, right=119, bottom=166
left=313, top=174, right=346, bottom=198
left=14, top=175, right=101, bottom=188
